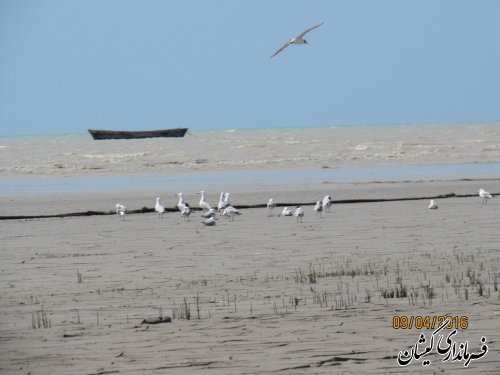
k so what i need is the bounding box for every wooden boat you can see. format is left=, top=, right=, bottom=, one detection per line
left=88, top=128, right=188, bottom=140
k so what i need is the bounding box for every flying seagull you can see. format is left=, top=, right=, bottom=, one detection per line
left=271, top=22, right=324, bottom=58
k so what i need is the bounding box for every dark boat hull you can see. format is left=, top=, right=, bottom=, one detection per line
left=88, top=128, right=188, bottom=140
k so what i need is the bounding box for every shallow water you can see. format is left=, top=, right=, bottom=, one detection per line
left=2, top=162, right=499, bottom=197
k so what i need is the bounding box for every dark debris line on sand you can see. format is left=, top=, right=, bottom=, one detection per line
left=0, top=193, right=493, bottom=221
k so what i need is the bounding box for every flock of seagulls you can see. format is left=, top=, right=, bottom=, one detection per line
left=115, top=188, right=494, bottom=223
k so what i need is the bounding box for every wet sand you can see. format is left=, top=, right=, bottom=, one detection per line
left=1, top=180, right=499, bottom=374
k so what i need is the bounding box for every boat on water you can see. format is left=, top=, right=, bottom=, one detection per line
left=88, top=128, right=188, bottom=140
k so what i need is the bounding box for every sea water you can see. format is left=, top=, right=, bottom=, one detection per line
left=1, top=123, right=499, bottom=196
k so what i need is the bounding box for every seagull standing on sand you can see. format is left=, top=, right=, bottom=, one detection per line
left=203, top=208, right=217, bottom=219
left=175, top=193, right=187, bottom=211
left=479, top=189, right=493, bottom=204
left=115, top=203, right=126, bottom=220
left=314, top=201, right=323, bottom=218
left=295, top=206, right=304, bottom=223
left=267, top=198, right=276, bottom=213
left=198, top=191, right=212, bottom=212
left=223, top=192, right=231, bottom=207
left=281, top=206, right=293, bottom=216
left=322, top=195, right=333, bottom=212
left=203, top=216, right=216, bottom=226
left=155, top=197, right=165, bottom=218
left=181, top=203, right=191, bottom=221
left=271, top=22, right=324, bottom=58
left=223, top=206, right=241, bottom=221
left=428, top=200, right=438, bottom=209
left=218, top=192, right=229, bottom=213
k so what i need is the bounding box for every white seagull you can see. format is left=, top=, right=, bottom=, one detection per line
left=223, top=192, right=231, bottom=207
left=428, top=199, right=438, bottom=209
left=198, top=191, right=212, bottom=212
left=218, top=192, right=229, bottom=213
left=175, top=193, right=187, bottom=211
left=181, top=203, right=191, bottom=221
left=313, top=201, right=323, bottom=218
left=267, top=198, right=276, bottom=213
left=155, top=197, right=165, bottom=218
left=479, top=189, right=493, bottom=204
left=271, top=22, right=324, bottom=58
left=322, top=195, right=333, bottom=212
left=203, top=216, right=216, bottom=226
left=202, top=208, right=217, bottom=219
left=115, top=203, right=126, bottom=220
left=223, top=206, right=241, bottom=221
left=281, top=206, right=293, bottom=216
left=294, top=206, right=304, bottom=222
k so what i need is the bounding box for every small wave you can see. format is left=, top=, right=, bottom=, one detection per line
left=82, top=153, right=147, bottom=159
left=237, top=144, right=265, bottom=149
left=0, top=145, right=7, bottom=149
left=354, top=144, right=369, bottom=151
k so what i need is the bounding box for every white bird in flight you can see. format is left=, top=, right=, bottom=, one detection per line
left=478, top=188, right=493, bottom=204
left=271, top=22, right=324, bottom=58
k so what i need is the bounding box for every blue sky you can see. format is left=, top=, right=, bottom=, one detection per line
left=1, top=0, right=499, bottom=136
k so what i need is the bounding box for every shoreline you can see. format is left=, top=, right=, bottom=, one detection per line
left=1, top=177, right=498, bottom=218
left=0, top=189, right=495, bottom=221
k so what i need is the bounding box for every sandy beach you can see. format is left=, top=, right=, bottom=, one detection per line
left=1, top=178, right=499, bottom=374
left=1, top=124, right=500, bottom=374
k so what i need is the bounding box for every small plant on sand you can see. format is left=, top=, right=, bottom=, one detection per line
left=173, top=298, right=191, bottom=320
left=365, top=289, right=371, bottom=303
left=31, top=306, right=50, bottom=329
left=308, top=267, right=317, bottom=284
left=294, top=268, right=306, bottom=284
left=423, top=285, right=434, bottom=305
left=478, top=281, right=484, bottom=297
